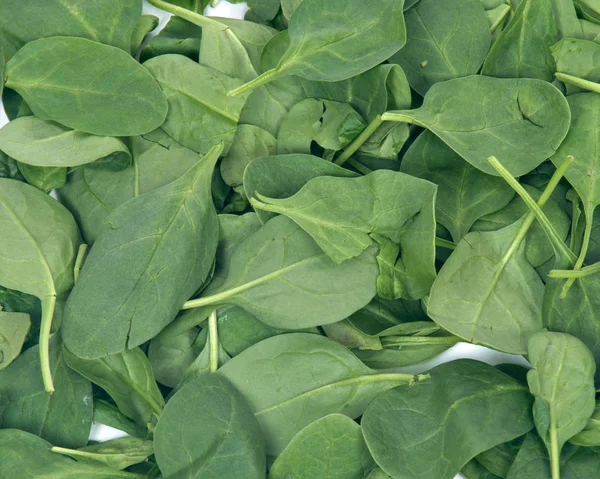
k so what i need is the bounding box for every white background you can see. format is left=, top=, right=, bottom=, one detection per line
left=0, top=1, right=532, bottom=476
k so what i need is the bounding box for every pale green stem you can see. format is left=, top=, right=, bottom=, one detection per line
left=488, top=156, right=577, bottom=265
left=40, top=295, right=57, bottom=393
left=381, top=111, right=426, bottom=127
left=549, top=261, right=600, bottom=279
left=560, top=207, right=594, bottom=298
left=550, top=421, right=561, bottom=479
left=208, top=310, right=219, bottom=373
left=568, top=193, right=582, bottom=252
left=228, top=68, right=282, bottom=97
left=211, top=0, right=220, bottom=6
left=435, top=237, right=457, bottom=250
left=73, top=244, right=88, bottom=284
left=146, top=0, right=229, bottom=30
left=555, top=72, right=600, bottom=94
left=346, top=158, right=373, bottom=175
left=381, top=336, right=459, bottom=347
left=490, top=4, right=511, bottom=32
left=334, top=115, right=383, bottom=166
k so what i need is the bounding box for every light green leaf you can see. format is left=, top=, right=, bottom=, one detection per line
left=0, top=310, right=30, bottom=370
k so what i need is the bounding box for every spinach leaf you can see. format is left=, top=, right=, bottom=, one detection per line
left=62, top=145, right=221, bottom=359
left=17, top=163, right=67, bottom=193
left=144, top=54, right=249, bottom=154
left=228, top=0, right=407, bottom=96
left=130, top=14, right=159, bottom=57
left=0, top=178, right=80, bottom=391
left=268, top=414, right=375, bottom=479
left=183, top=215, right=379, bottom=329
left=218, top=333, right=423, bottom=455
left=0, top=0, right=142, bottom=59
left=0, top=116, right=131, bottom=168
left=140, top=16, right=202, bottom=62
left=251, top=170, right=437, bottom=300
left=389, top=0, right=491, bottom=95
left=362, top=359, right=534, bottom=479
left=0, top=429, right=144, bottom=479
left=92, top=399, right=149, bottom=439
left=383, top=75, right=571, bottom=176
left=527, top=331, right=596, bottom=476
left=154, top=373, right=266, bottom=479
left=552, top=38, right=600, bottom=95
left=0, top=337, right=92, bottom=449
left=401, top=130, right=515, bottom=242
left=0, top=310, right=30, bottom=370
left=51, top=437, right=153, bottom=470
left=571, top=401, right=600, bottom=446
left=63, top=347, right=164, bottom=429
left=5, top=37, right=168, bottom=136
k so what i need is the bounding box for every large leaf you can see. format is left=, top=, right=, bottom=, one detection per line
left=62, top=145, right=221, bottom=359
left=218, top=333, right=422, bottom=455
left=5, top=37, right=167, bottom=137
left=183, top=215, right=378, bottom=329
left=154, top=374, right=266, bottom=479
left=0, top=116, right=131, bottom=168
left=269, top=414, right=375, bottom=479
left=390, top=0, right=491, bottom=95
left=362, top=359, right=534, bottom=479
left=383, top=75, right=571, bottom=176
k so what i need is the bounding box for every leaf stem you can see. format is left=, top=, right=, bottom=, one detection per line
left=208, top=310, right=219, bottom=373
left=346, top=158, right=373, bottom=175
left=549, top=261, right=600, bottom=279
left=490, top=4, right=511, bottom=32
left=435, top=237, right=457, bottom=250
left=228, top=68, right=282, bottom=96
left=488, top=156, right=576, bottom=265
left=555, top=72, right=600, bottom=94
left=334, top=115, right=383, bottom=166
left=73, top=244, right=88, bottom=284
left=146, top=0, right=229, bottom=30
left=40, top=295, right=57, bottom=393
left=381, top=111, right=425, bottom=127
left=560, top=207, right=594, bottom=297
left=550, top=421, right=561, bottom=479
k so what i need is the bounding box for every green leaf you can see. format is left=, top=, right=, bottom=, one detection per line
left=571, top=401, right=600, bottom=446
left=183, top=215, right=378, bottom=329
left=62, top=145, right=221, bottom=359
left=63, top=347, right=164, bottom=429
left=0, top=117, right=131, bottom=168
left=0, top=429, right=144, bottom=479
left=475, top=437, right=525, bottom=478
left=361, top=359, right=534, bottom=479
left=383, top=75, right=571, bottom=177
left=389, top=0, right=491, bottom=95
left=130, top=14, right=159, bottom=56
left=218, top=333, right=423, bottom=455
left=552, top=38, right=600, bottom=94
left=0, top=337, right=92, bottom=449
left=229, top=0, right=406, bottom=95
left=144, top=54, right=249, bottom=154
left=17, top=163, right=66, bottom=193
left=140, top=16, right=202, bottom=62
left=92, top=399, right=149, bottom=439
left=51, top=437, right=153, bottom=470
left=154, top=373, right=266, bottom=479
left=5, top=37, right=167, bottom=137
left=482, top=0, right=558, bottom=81
left=268, top=414, right=375, bottom=479
left=401, top=130, right=514, bottom=242
left=58, top=129, right=204, bottom=245
left=251, top=170, right=436, bottom=300
left=527, top=331, right=596, bottom=472
left=0, top=310, right=30, bottom=370
left=0, top=0, right=142, bottom=59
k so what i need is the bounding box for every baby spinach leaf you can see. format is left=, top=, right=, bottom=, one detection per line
left=229, top=0, right=407, bottom=96
left=571, top=401, right=600, bottom=446
left=218, top=333, right=424, bottom=455
left=251, top=170, right=436, bottom=300
left=51, top=437, right=153, bottom=470
left=383, top=75, right=571, bottom=176
left=0, top=337, right=92, bottom=449
left=154, top=373, right=266, bottom=479
left=482, top=0, right=558, bottom=81
left=389, top=0, right=491, bottom=95
left=475, top=436, right=525, bottom=478
left=0, top=116, right=131, bottom=168
left=140, top=16, right=203, bottom=62
left=269, top=414, right=375, bottom=479
left=17, top=163, right=66, bottom=193
left=5, top=37, right=168, bottom=137
left=62, top=145, right=221, bottom=359
left=527, top=331, right=596, bottom=475
left=362, top=359, right=534, bottom=479
left=184, top=215, right=378, bottom=329
left=58, top=129, right=203, bottom=244
left=130, top=14, right=159, bottom=57
left=243, top=154, right=358, bottom=223
left=144, top=54, right=249, bottom=154
left=552, top=38, right=600, bottom=94
left=0, top=429, right=145, bottom=479
left=63, top=347, right=164, bottom=429
left=0, top=0, right=142, bottom=60
left=0, top=310, right=30, bottom=370
left=0, top=178, right=80, bottom=391
left=401, top=130, right=514, bottom=242
left=93, top=399, right=149, bottom=439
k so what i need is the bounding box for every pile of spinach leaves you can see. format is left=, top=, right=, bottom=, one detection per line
left=1, top=0, right=600, bottom=478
